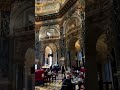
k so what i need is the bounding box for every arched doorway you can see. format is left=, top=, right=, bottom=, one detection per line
left=45, top=46, right=53, bottom=66
left=42, top=43, right=58, bottom=66
left=39, top=26, right=60, bottom=66
left=68, top=37, right=83, bottom=68
left=75, top=40, right=83, bottom=67
left=96, top=32, right=114, bottom=90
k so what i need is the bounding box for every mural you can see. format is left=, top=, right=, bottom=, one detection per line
left=35, top=0, right=67, bottom=15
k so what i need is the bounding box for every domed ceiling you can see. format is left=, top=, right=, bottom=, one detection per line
left=35, top=0, right=67, bottom=16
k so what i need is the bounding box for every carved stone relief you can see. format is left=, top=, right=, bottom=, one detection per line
left=1, top=11, right=10, bottom=37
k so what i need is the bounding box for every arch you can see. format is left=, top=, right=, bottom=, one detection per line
left=10, top=1, right=34, bottom=35
left=39, top=26, right=60, bottom=40
left=85, top=23, right=108, bottom=62
left=42, top=43, right=58, bottom=53
left=67, top=36, right=82, bottom=67
left=67, top=36, right=79, bottom=51
left=25, top=48, right=35, bottom=66
left=43, top=43, right=58, bottom=66
left=96, top=25, right=113, bottom=64
left=96, top=32, right=108, bottom=63
left=64, top=15, right=82, bottom=34
left=45, top=46, right=52, bottom=65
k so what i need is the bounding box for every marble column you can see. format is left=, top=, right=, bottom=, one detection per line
left=0, top=9, right=11, bottom=76
left=59, top=25, right=66, bottom=65
left=9, top=37, right=15, bottom=90
left=56, top=50, right=59, bottom=64
left=14, top=62, right=24, bottom=90
left=81, top=48, right=85, bottom=67
left=85, top=26, right=99, bottom=90
left=113, top=0, right=120, bottom=89
left=57, top=49, right=60, bottom=65
left=40, top=51, right=44, bottom=66
left=53, top=52, right=55, bottom=64
left=66, top=50, right=71, bottom=67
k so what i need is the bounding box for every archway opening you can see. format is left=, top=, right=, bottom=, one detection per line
left=68, top=37, right=83, bottom=68
left=75, top=40, right=83, bottom=66
left=96, top=32, right=113, bottom=89
left=45, top=46, right=53, bottom=66
left=43, top=43, right=58, bottom=67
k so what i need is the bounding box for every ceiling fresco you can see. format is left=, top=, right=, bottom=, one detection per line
left=35, top=0, right=67, bottom=16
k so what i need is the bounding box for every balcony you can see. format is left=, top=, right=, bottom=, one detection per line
left=14, top=25, right=34, bottom=36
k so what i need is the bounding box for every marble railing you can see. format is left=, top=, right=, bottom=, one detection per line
left=40, top=36, right=60, bottom=41
left=14, top=25, right=34, bottom=36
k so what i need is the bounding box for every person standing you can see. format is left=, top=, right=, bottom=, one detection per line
left=50, top=65, right=52, bottom=71
left=61, top=64, right=66, bottom=79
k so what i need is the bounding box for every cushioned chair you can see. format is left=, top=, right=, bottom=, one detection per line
left=35, top=69, right=44, bottom=86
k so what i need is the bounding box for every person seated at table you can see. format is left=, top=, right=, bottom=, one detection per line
left=80, top=84, right=85, bottom=90
left=44, top=69, right=49, bottom=78
left=47, top=69, right=52, bottom=82
left=61, top=74, right=73, bottom=90
left=51, top=70, right=57, bottom=82
left=80, top=66, right=85, bottom=75
left=80, top=72, right=85, bottom=81
left=78, top=76, right=84, bottom=90
left=71, top=74, right=83, bottom=90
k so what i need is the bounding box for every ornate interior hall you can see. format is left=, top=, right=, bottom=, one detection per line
left=35, top=0, right=119, bottom=90
left=0, top=0, right=120, bottom=90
